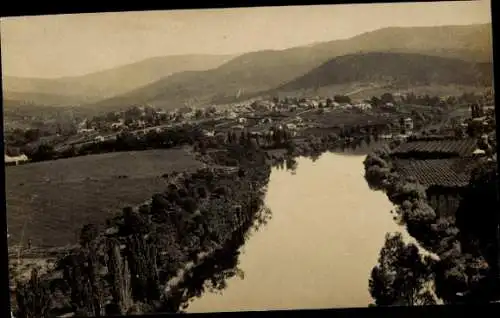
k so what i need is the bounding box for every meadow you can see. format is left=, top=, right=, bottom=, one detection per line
left=6, top=147, right=204, bottom=248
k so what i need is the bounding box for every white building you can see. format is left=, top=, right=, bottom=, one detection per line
left=78, top=128, right=96, bottom=134
left=5, top=154, right=29, bottom=166
left=203, top=130, right=215, bottom=137
left=355, top=103, right=373, bottom=111
left=111, top=122, right=124, bottom=129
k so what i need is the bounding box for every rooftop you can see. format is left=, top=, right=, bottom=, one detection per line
left=393, top=158, right=478, bottom=188
left=391, top=138, right=477, bottom=158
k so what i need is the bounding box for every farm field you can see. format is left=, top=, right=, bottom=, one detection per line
left=6, top=147, right=204, bottom=248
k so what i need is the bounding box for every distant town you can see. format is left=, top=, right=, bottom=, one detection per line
left=4, top=90, right=495, bottom=167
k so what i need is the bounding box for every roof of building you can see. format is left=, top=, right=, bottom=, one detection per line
left=391, top=138, right=477, bottom=157
left=5, top=154, right=28, bottom=163
left=393, top=158, right=477, bottom=188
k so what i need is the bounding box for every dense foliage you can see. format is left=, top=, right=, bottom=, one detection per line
left=364, top=140, right=499, bottom=305
left=369, top=233, right=437, bottom=306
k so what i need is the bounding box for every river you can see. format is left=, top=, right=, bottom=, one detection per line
left=186, top=151, right=415, bottom=313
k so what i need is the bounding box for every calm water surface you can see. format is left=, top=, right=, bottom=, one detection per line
left=187, top=152, right=414, bottom=312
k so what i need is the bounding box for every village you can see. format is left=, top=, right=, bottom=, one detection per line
left=6, top=91, right=495, bottom=166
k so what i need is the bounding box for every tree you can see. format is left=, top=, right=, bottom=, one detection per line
left=29, top=144, right=55, bottom=162
left=15, top=269, right=52, bottom=318
left=80, top=223, right=99, bottom=248
left=106, top=239, right=133, bottom=314
left=380, top=93, right=395, bottom=105
left=371, top=96, right=381, bottom=108
left=455, top=161, right=499, bottom=278
left=126, top=234, right=161, bottom=303
left=334, top=95, right=351, bottom=104
left=194, top=108, right=205, bottom=119
left=369, top=232, right=437, bottom=306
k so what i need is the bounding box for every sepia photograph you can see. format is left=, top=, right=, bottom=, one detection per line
left=1, top=0, right=498, bottom=316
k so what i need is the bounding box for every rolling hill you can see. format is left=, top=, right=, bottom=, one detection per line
left=88, top=23, right=493, bottom=111
left=273, top=52, right=493, bottom=93
left=2, top=54, right=235, bottom=106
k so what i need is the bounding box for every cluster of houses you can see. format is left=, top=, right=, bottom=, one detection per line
left=245, top=97, right=375, bottom=113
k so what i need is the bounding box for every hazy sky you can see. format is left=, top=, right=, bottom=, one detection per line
left=0, top=1, right=492, bottom=79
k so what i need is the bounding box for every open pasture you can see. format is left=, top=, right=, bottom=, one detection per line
left=6, top=148, right=204, bottom=248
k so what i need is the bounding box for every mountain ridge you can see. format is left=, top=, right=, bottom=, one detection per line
left=4, top=23, right=493, bottom=111
left=2, top=54, right=236, bottom=105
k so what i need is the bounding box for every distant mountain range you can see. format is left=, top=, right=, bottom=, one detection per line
left=2, top=54, right=235, bottom=105
left=3, top=23, right=493, bottom=113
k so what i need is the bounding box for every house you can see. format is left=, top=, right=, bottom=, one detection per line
left=203, top=130, right=215, bottom=137
left=226, top=111, right=238, bottom=119
left=286, top=123, right=297, bottom=130
left=260, top=118, right=273, bottom=124
left=472, top=148, right=486, bottom=157
left=5, top=154, right=29, bottom=166
left=94, top=135, right=105, bottom=142
left=237, top=117, right=248, bottom=124
left=78, top=128, right=96, bottom=134
left=294, top=116, right=304, bottom=125
left=310, top=100, right=320, bottom=108
left=403, top=118, right=414, bottom=131
left=111, top=122, right=124, bottom=130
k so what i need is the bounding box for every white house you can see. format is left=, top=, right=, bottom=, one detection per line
left=237, top=117, right=248, bottom=124
left=111, top=122, right=124, bottom=130
left=472, top=148, right=486, bottom=157
left=78, top=128, right=96, bottom=134
left=260, top=118, right=273, bottom=124
left=355, top=103, right=372, bottom=111
left=5, top=154, right=29, bottom=166
left=203, top=130, right=215, bottom=137
left=94, top=135, right=105, bottom=142
left=226, top=111, right=238, bottom=119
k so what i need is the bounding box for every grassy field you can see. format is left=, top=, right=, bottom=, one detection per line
left=6, top=147, right=204, bottom=248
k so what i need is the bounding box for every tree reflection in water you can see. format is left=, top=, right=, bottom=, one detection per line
left=162, top=205, right=273, bottom=313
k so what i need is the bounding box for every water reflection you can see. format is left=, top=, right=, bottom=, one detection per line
left=185, top=152, right=414, bottom=313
